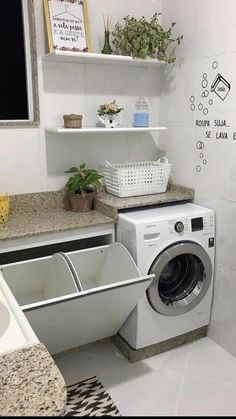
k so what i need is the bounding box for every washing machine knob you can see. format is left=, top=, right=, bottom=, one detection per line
left=174, top=221, right=184, bottom=233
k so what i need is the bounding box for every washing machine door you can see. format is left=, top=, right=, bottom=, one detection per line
left=147, top=241, right=212, bottom=316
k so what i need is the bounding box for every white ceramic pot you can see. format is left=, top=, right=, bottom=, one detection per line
left=98, top=113, right=122, bottom=128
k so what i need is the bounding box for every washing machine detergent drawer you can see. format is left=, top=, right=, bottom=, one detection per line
left=0, top=242, right=154, bottom=354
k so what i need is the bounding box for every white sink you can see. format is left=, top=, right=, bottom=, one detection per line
left=0, top=271, right=38, bottom=355
left=0, top=301, right=10, bottom=337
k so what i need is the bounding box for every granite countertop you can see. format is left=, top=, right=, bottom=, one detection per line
left=0, top=343, right=67, bottom=416
left=0, top=185, right=194, bottom=241
left=0, top=208, right=113, bottom=241
left=95, top=184, right=194, bottom=218
left=0, top=190, right=114, bottom=241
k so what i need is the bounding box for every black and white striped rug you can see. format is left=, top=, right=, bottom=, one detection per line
left=63, top=375, right=121, bottom=416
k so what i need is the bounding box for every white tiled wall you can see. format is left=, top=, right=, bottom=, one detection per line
left=0, top=0, right=162, bottom=194
left=160, top=0, right=236, bottom=356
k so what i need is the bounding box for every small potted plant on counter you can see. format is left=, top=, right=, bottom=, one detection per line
left=64, top=163, right=103, bottom=212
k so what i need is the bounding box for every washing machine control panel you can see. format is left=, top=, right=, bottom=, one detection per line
left=168, top=213, right=214, bottom=236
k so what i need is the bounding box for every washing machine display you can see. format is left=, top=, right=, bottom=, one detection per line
left=191, top=217, right=203, bottom=231
left=116, top=203, right=215, bottom=349
left=147, top=241, right=212, bottom=316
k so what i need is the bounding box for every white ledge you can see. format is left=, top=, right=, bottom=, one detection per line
left=43, top=51, right=166, bottom=68
left=45, top=127, right=167, bottom=134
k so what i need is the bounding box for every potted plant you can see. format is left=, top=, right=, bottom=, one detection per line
left=97, top=100, right=124, bottom=128
left=112, top=13, right=183, bottom=63
left=64, top=163, right=103, bottom=212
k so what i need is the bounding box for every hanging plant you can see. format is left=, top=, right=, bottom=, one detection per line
left=112, top=13, right=183, bottom=63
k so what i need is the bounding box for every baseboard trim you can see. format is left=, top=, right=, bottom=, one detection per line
left=113, top=326, right=208, bottom=363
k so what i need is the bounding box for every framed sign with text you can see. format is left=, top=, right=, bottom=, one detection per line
left=43, top=0, right=92, bottom=53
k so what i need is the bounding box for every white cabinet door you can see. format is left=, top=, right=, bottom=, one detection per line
left=24, top=275, right=153, bottom=354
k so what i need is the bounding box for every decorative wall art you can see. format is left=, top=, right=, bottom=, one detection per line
left=43, top=0, right=92, bottom=53
left=189, top=60, right=232, bottom=173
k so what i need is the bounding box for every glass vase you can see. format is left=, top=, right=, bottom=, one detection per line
left=101, top=30, right=113, bottom=55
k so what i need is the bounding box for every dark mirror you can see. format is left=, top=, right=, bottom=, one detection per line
left=0, top=0, right=39, bottom=127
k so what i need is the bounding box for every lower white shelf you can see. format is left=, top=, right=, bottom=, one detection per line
left=46, top=126, right=167, bottom=134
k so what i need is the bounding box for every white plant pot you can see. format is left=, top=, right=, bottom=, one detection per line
left=98, top=113, right=122, bottom=128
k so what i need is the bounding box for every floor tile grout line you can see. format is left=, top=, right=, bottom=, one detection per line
left=174, top=344, right=192, bottom=416
left=184, top=371, right=236, bottom=387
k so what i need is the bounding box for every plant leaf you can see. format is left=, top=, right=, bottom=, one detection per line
left=64, top=167, right=79, bottom=173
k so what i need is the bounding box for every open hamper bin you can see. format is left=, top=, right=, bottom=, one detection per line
left=0, top=243, right=153, bottom=354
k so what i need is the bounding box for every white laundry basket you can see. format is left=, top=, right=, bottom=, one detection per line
left=103, top=157, right=172, bottom=197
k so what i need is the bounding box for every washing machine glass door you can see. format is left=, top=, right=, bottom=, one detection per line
left=147, top=242, right=212, bottom=316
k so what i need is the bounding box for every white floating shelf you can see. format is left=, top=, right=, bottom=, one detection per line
left=46, top=127, right=167, bottom=134
left=43, top=51, right=166, bottom=68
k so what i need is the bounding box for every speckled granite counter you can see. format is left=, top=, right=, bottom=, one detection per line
left=0, top=343, right=66, bottom=416
left=0, top=190, right=114, bottom=241
left=95, top=184, right=194, bottom=219
left=0, top=185, right=194, bottom=241
left=0, top=208, right=113, bottom=241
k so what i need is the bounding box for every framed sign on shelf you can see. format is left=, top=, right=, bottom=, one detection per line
left=43, top=0, right=92, bottom=53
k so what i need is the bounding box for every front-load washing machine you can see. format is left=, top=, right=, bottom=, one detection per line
left=116, top=202, right=215, bottom=349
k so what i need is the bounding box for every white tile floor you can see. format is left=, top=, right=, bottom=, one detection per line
left=54, top=337, right=236, bottom=416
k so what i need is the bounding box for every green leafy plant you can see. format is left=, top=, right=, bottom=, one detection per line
left=97, top=100, right=123, bottom=116
left=64, top=163, right=103, bottom=198
left=112, top=13, right=183, bottom=63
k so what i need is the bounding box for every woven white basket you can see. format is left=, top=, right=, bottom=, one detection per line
left=103, top=157, right=172, bottom=198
